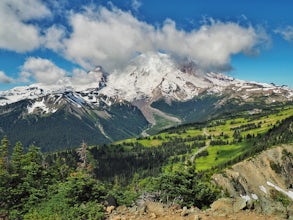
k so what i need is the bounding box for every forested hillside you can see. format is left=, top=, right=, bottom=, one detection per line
left=0, top=103, right=292, bottom=219
left=0, top=99, right=149, bottom=151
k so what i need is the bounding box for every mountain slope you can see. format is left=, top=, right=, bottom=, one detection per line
left=101, top=53, right=293, bottom=102
left=0, top=95, right=148, bottom=151
left=0, top=52, right=292, bottom=150
left=101, top=52, right=293, bottom=127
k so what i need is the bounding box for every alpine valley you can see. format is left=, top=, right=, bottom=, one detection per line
left=0, top=53, right=292, bottom=151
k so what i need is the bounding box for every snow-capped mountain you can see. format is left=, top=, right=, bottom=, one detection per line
left=101, top=52, right=293, bottom=102
left=1, top=52, right=292, bottom=107
left=0, top=52, right=292, bottom=151
left=0, top=66, right=108, bottom=107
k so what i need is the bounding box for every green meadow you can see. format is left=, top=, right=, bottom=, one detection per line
left=114, top=104, right=293, bottom=171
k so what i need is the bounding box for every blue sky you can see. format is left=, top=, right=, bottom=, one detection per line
left=0, top=0, right=292, bottom=90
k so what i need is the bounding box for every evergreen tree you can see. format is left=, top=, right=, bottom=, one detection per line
left=11, top=141, right=24, bottom=175
left=0, top=137, right=11, bottom=214
left=151, top=165, right=220, bottom=208
left=76, top=141, right=88, bottom=170
left=0, top=136, right=10, bottom=171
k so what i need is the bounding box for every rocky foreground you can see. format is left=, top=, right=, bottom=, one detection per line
left=106, top=200, right=283, bottom=220
left=107, top=144, right=293, bottom=220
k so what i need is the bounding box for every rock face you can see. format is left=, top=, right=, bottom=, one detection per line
left=212, top=145, right=293, bottom=218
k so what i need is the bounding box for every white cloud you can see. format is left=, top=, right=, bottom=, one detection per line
left=156, top=19, right=267, bottom=70
left=19, top=57, right=103, bottom=87
left=0, top=0, right=51, bottom=52
left=18, top=71, right=31, bottom=83
left=275, top=26, right=293, bottom=42
left=59, top=6, right=268, bottom=72
left=0, top=2, right=266, bottom=75
left=43, top=25, right=67, bottom=52
left=71, top=68, right=102, bottom=86
left=63, top=7, right=155, bottom=70
left=4, top=0, right=51, bottom=21
left=0, top=71, right=14, bottom=84
left=131, top=0, right=142, bottom=11
left=21, top=57, right=67, bottom=85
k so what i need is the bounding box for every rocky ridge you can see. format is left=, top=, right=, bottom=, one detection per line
left=212, top=144, right=293, bottom=218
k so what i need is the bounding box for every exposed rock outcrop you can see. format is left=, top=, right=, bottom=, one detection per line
left=108, top=145, right=292, bottom=220
left=212, top=144, right=293, bottom=218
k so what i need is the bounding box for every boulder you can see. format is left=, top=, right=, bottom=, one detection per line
left=194, top=215, right=201, bottom=220
left=260, top=198, right=287, bottom=219
left=145, top=201, right=165, bottom=216
left=233, top=197, right=247, bottom=212
left=211, top=198, right=234, bottom=216
left=149, top=212, right=156, bottom=219
left=106, top=205, right=115, bottom=214
left=181, top=206, right=189, bottom=216
left=116, top=205, right=127, bottom=213
left=288, top=204, right=293, bottom=220
left=180, top=206, right=200, bottom=216
left=211, top=197, right=247, bottom=216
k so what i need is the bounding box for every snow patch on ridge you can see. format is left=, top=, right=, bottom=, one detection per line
left=251, top=194, right=258, bottom=200
left=27, top=99, right=57, bottom=114
left=65, top=93, right=86, bottom=108
left=259, top=185, right=267, bottom=194
left=240, top=194, right=251, bottom=201
left=267, top=181, right=293, bottom=200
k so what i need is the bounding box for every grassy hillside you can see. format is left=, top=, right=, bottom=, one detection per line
left=113, top=103, right=293, bottom=172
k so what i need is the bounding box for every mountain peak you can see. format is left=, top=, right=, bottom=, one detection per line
left=0, top=52, right=293, bottom=107
left=102, top=52, right=283, bottom=102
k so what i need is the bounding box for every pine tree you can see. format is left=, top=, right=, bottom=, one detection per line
left=0, top=136, right=10, bottom=213
left=0, top=136, right=10, bottom=171
left=11, top=141, right=24, bottom=175
left=76, top=141, right=88, bottom=170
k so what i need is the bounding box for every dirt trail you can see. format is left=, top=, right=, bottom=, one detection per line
left=190, top=128, right=210, bottom=162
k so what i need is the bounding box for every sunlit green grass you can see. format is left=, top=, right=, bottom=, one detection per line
left=195, top=143, right=246, bottom=171
left=115, top=104, right=293, bottom=171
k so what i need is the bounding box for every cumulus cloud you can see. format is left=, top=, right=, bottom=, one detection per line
left=0, top=71, right=14, bottom=84
left=275, top=26, right=293, bottom=42
left=131, top=0, right=142, bottom=11
left=19, top=57, right=103, bottom=87
left=59, top=6, right=268, bottom=72
left=0, top=0, right=51, bottom=52
left=21, top=57, right=67, bottom=85
left=71, top=68, right=103, bottom=85
left=1, top=2, right=268, bottom=81
left=156, top=19, right=268, bottom=70
left=63, top=7, right=155, bottom=70
left=43, top=25, right=67, bottom=52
